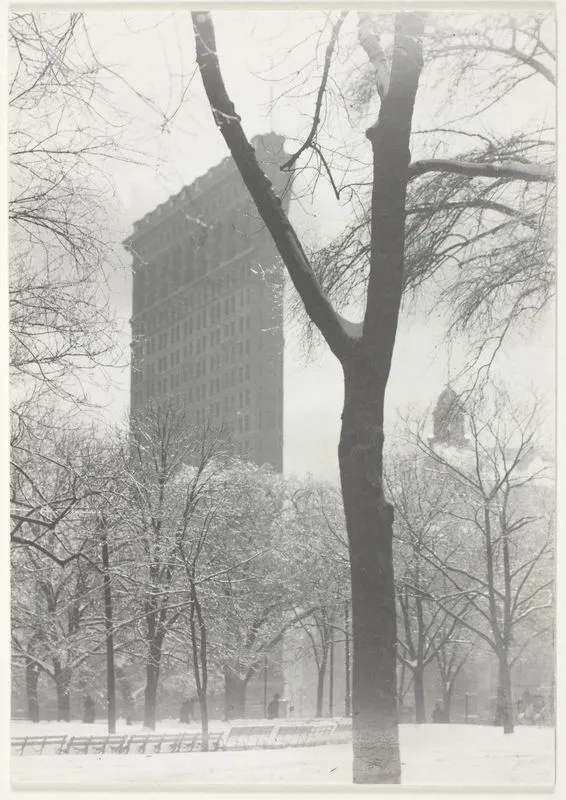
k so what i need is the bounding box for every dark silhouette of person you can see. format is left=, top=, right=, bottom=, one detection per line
left=432, top=702, right=446, bottom=723
left=83, top=695, right=96, bottom=724
left=267, top=693, right=280, bottom=720
left=179, top=698, right=194, bottom=724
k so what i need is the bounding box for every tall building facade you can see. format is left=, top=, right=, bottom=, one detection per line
left=124, top=133, right=290, bottom=469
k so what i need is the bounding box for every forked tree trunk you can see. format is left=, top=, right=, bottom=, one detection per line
left=224, top=672, right=246, bottom=720
left=192, top=10, right=425, bottom=784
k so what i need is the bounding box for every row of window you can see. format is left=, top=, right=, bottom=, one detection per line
left=132, top=317, right=254, bottom=363
left=131, top=390, right=254, bottom=436
left=134, top=247, right=259, bottom=315
left=133, top=282, right=254, bottom=346
left=133, top=181, right=254, bottom=258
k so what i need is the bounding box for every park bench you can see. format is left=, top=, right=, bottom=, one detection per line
left=223, top=724, right=275, bottom=750
left=306, top=723, right=337, bottom=746
left=63, top=734, right=129, bottom=755
left=330, top=720, right=352, bottom=743
left=177, top=731, right=224, bottom=752
left=123, top=733, right=183, bottom=754
left=271, top=724, right=315, bottom=748
left=11, top=735, right=68, bottom=756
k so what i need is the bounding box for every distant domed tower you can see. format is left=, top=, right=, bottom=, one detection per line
left=430, top=386, right=468, bottom=448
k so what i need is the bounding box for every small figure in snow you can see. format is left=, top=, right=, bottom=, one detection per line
left=179, top=698, right=194, bottom=724
left=432, top=702, right=446, bottom=723
left=83, top=695, right=96, bottom=724
left=267, top=693, right=280, bottom=720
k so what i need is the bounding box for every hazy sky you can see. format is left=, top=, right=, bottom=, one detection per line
left=71, top=9, right=554, bottom=483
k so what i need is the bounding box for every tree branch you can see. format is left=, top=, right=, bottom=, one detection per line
left=408, top=158, right=554, bottom=182
left=192, top=11, right=353, bottom=362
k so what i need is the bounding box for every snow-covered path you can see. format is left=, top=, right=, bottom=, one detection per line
left=11, top=724, right=555, bottom=789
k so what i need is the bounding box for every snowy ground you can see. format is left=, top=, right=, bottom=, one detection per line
left=11, top=720, right=555, bottom=789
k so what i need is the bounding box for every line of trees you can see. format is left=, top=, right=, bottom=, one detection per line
left=10, top=405, right=349, bottom=742
left=11, top=388, right=553, bottom=749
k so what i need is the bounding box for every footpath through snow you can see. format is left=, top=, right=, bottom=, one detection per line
left=11, top=723, right=555, bottom=788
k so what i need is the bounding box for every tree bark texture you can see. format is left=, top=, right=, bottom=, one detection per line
left=339, top=380, right=399, bottom=782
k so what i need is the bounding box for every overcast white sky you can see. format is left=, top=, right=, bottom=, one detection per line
left=64, top=8, right=554, bottom=483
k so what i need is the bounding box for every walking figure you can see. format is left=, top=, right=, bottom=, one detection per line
left=267, top=693, right=280, bottom=720
left=83, top=695, right=96, bottom=724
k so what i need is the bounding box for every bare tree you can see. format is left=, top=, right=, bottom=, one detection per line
left=118, top=406, right=231, bottom=730
left=414, top=387, right=554, bottom=733
left=191, top=10, right=553, bottom=783
left=387, top=453, right=473, bottom=723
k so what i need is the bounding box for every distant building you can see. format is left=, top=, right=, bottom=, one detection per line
left=429, top=385, right=469, bottom=448
left=123, top=133, right=291, bottom=719
left=123, top=132, right=291, bottom=469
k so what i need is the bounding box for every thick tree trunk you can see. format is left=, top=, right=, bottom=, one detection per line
left=442, top=685, right=452, bottom=723
left=191, top=8, right=425, bottom=786
left=198, top=689, right=209, bottom=751
left=144, top=642, right=162, bottom=730
left=497, top=658, right=514, bottom=734
left=116, top=667, right=135, bottom=725
left=25, top=657, right=40, bottom=723
left=413, top=665, right=426, bottom=724
left=344, top=602, right=351, bottom=717
left=224, top=672, right=246, bottom=720
left=316, top=661, right=326, bottom=718
left=52, top=661, right=71, bottom=722
left=339, top=377, right=400, bottom=784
